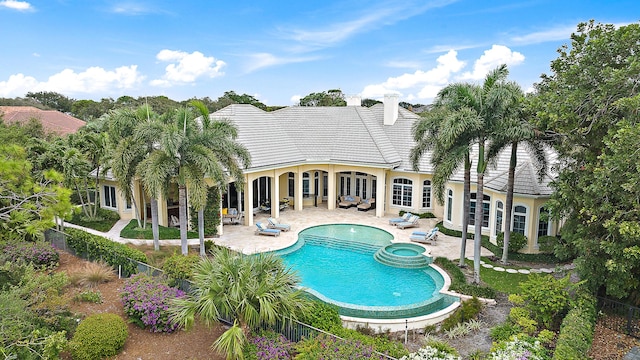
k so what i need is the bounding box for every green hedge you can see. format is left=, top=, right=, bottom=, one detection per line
left=435, top=221, right=561, bottom=264
left=433, top=257, right=496, bottom=299
left=65, top=228, right=147, bottom=276
left=552, top=292, right=597, bottom=360
left=399, top=210, right=436, bottom=219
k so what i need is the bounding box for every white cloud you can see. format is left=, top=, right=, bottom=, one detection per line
left=290, top=94, right=301, bottom=105
left=244, top=52, right=320, bottom=73
left=459, top=45, right=524, bottom=80
left=150, top=50, right=225, bottom=87
left=0, top=66, right=144, bottom=97
left=510, top=25, right=575, bottom=45
left=361, top=50, right=465, bottom=100
left=0, top=0, right=32, bottom=11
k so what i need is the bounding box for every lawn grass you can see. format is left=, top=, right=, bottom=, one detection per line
left=67, top=207, right=120, bottom=232
left=465, top=258, right=530, bottom=294
left=120, top=219, right=199, bottom=240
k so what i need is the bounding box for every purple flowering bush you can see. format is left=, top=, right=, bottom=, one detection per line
left=3, top=241, right=59, bottom=269
left=121, top=274, right=185, bottom=333
left=244, top=331, right=293, bottom=360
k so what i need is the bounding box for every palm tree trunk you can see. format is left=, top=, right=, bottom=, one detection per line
left=198, top=208, right=205, bottom=256
left=459, top=156, right=471, bottom=267
left=179, top=185, right=188, bottom=255
left=473, top=144, right=486, bottom=284
left=501, top=143, right=517, bottom=264
left=151, top=198, right=160, bottom=252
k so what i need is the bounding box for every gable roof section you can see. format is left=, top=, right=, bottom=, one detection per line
left=0, top=106, right=86, bottom=135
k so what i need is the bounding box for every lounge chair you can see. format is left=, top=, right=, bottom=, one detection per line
left=255, top=222, right=281, bottom=237
left=389, top=212, right=412, bottom=226
left=397, top=215, right=420, bottom=229
left=267, top=217, right=291, bottom=231
left=410, top=227, right=439, bottom=245
left=170, top=215, right=180, bottom=228
left=338, top=195, right=361, bottom=208
left=357, top=198, right=375, bottom=211
left=222, top=208, right=243, bottom=225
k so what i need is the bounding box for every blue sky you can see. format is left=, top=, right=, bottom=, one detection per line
left=1, top=0, right=638, bottom=106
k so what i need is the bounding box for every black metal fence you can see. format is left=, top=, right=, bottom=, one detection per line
left=597, top=296, right=640, bottom=339
left=45, top=228, right=397, bottom=359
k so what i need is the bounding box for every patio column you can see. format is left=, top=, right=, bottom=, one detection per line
left=272, top=174, right=280, bottom=219
left=327, top=166, right=336, bottom=210
left=375, top=169, right=386, bottom=218
left=295, top=170, right=303, bottom=211
left=217, top=187, right=224, bottom=235
left=245, top=175, right=254, bottom=226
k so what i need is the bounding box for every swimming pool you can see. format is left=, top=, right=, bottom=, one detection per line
left=275, top=224, right=458, bottom=319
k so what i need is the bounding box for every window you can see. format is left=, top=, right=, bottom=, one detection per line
left=362, top=179, right=367, bottom=199
left=323, top=174, right=328, bottom=197
left=422, top=180, right=432, bottom=208
left=288, top=172, right=294, bottom=197
left=538, top=207, right=550, bottom=237
left=392, top=178, right=413, bottom=207
left=346, top=177, right=351, bottom=195
left=495, top=201, right=504, bottom=236
left=469, top=193, right=491, bottom=227
left=103, top=185, right=117, bottom=209
left=372, top=179, right=377, bottom=199
left=446, top=189, right=453, bottom=222
left=513, top=205, right=527, bottom=235
left=302, top=172, right=310, bottom=198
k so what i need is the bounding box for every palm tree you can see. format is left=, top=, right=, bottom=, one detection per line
left=138, top=102, right=250, bottom=255
left=488, top=97, right=548, bottom=264
left=170, top=247, right=309, bottom=359
left=411, top=106, right=479, bottom=267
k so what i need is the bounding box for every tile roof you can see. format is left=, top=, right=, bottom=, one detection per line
left=0, top=106, right=86, bottom=135
left=210, top=104, right=555, bottom=196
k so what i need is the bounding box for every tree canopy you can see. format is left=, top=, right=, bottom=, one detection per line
left=534, top=20, right=640, bottom=301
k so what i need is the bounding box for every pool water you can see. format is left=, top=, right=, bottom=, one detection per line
left=275, top=224, right=456, bottom=318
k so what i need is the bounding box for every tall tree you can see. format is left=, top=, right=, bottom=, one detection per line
left=533, top=21, right=640, bottom=300
left=25, top=91, right=74, bottom=113
left=411, top=106, right=477, bottom=268
left=170, top=247, right=309, bottom=359
left=488, top=95, right=548, bottom=264
left=137, top=101, right=250, bottom=255
left=298, top=89, right=347, bottom=106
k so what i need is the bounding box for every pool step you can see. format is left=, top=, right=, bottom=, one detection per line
left=373, top=247, right=431, bottom=269
left=302, top=234, right=380, bottom=255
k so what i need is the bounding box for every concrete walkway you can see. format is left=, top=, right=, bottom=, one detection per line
left=62, top=206, right=494, bottom=261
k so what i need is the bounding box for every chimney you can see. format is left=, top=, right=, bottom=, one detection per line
left=345, top=94, right=362, bottom=106
left=383, top=93, right=399, bottom=125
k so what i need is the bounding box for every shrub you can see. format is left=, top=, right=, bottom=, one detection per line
left=65, top=228, right=147, bottom=276
left=294, top=334, right=385, bottom=360
left=508, top=307, right=537, bottom=334
left=536, top=235, right=557, bottom=253
left=161, top=253, right=199, bottom=282
left=553, top=293, right=596, bottom=360
left=74, top=261, right=116, bottom=287
left=400, top=210, right=436, bottom=219
left=496, top=232, right=528, bottom=253
left=489, top=336, right=550, bottom=360
left=297, top=301, right=342, bottom=332
left=400, top=346, right=461, bottom=360
left=73, top=290, right=103, bottom=303
left=537, top=329, right=555, bottom=345
left=489, top=323, right=523, bottom=342
left=70, top=313, right=128, bottom=360
left=3, top=241, right=59, bottom=269
left=120, top=273, right=185, bottom=333
left=68, top=206, right=120, bottom=232
left=243, top=330, right=293, bottom=360
left=441, top=297, right=483, bottom=331
left=332, top=327, right=409, bottom=359
left=519, top=274, right=574, bottom=329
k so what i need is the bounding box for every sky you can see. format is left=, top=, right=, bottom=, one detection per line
left=1, top=1, right=638, bottom=106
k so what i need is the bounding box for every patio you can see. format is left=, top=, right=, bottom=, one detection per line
left=213, top=206, right=494, bottom=260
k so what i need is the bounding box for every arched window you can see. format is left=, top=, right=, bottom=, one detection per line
left=469, top=193, right=491, bottom=227
left=537, top=207, right=550, bottom=237
left=495, top=200, right=504, bottom=236
left=288, top=172, right=294, bottom=197
left=446, top=189, right=453, bottom=222
left=422, top=180, right=432, bottom=208
left=513, top=205, right=527, bottom=235
left=302, top=172, right=310, bottom=198
left=392, top=178, right=413, bottom=207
